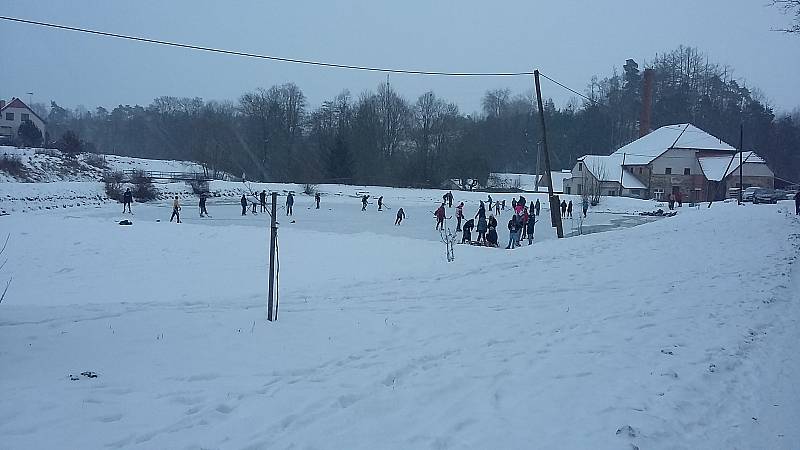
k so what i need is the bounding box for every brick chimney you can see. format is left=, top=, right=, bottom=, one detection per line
left=639, top=69, right=655, bottom=137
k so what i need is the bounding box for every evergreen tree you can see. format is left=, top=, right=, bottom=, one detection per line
left=17, top=120, right=43, bottom=147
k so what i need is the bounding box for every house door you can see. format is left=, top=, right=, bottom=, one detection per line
left=672, top=185, right=680, bottom=195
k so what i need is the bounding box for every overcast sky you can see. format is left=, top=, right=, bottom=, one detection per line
left=1, top=0, right=798, bottom=115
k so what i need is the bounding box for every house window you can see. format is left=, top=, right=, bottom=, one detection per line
left=21, top=113, right=30, bottom=122
left=683, top=168, right=690, bottom=175
left=653, top=189, right=664, bottom=200
left=665, top=168, right=672, bottom=175
left=5, top=112, right=13, bottom=121
left=566, top=187, right=571, bottom=194
left=577, top=184, right=582, bottom=195
left=578, top=162, right=583, bottom=171
left=638, top=167, right=643, bottom=174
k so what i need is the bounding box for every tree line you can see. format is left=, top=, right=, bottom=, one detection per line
left=34, top=46, right=800, bottom=186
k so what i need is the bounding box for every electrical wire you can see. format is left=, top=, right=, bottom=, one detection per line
left=0, top=15, right=534, bottom=77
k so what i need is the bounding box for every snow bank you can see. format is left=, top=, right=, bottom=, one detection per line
left=0, top=192, right=797, bottom=449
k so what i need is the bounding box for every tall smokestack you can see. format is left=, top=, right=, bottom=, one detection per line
left=639, top=68, right=655, bottom=137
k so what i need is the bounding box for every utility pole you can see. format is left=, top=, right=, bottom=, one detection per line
left=267, top=192, right=278, bottom=321
left=533, top=70, right=564, bottom=238
left=618, top=153, right=626, bottom=196
left=738, top=124, right=743, bottom=205
left=534, top=141, right=542, bottom=192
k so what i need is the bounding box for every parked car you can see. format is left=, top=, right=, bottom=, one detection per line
left=752, top=188, right=780, bottom=204
left=741, top=186, right=760, bottom=202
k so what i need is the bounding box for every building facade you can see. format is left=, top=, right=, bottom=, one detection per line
left=0, top=98, right=47, bottom=144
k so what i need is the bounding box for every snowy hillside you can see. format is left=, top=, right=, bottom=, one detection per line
left=0, top=146, right=206, bottom=182
left=0, top=182, right=798, bottom=449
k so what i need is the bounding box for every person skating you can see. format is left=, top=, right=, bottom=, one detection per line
left=501, top=200, right=506, bottom=211
left=378, top=196, right=384, bottom=211
left=122, top=188, right=133, bottom=213
left=260, top=190, right=267, bottom=212
left=667, top=193, right=675, bottom=210
left=170, top=196, right=181, bottom=223
left=486, top=226, right=498, bottom=247
left=442, top=193, right=449, bottom=207
left=252, top=201, right=258, bottom=215
left=447, top=191, right=453, bottom=208
left=240, top=194, right=247, bottom=216
left=286, top=192, right=294, bottom=216
left=455, top=202, right=464, bottom=231
left=475, top=201, right=488, bottom=244
left=315, top=192, right=321, bottom=209
left=795, top=191, right=800, bottom=215
left=535, top=198, right=540, bottom=216
left=506, top=214, right=520, bottom=249
left=526, top=212, right=536, bottom=245
left=560, top=199, right=567, bottom=218
left=487, top=195, right=493, bottom=211
left=582, top=196, right=589, bottom=218
left=199, top=193, right=209, bottom=217
left=461, top=218, right=474, bottom=244
left=361, top=195, right=369, bottom=211
left=395, top=207, right=405, bottom=225
left=434, top=203, right=446, bottom=230
left=567, top=200, right=573, bottom=218
left=495, top=201, right=500, bottom=216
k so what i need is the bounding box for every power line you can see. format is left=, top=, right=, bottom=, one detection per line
left=0, top=15, right=535, bottom=77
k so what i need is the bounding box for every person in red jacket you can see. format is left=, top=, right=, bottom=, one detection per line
left=434, top=203, right=446, bottom=230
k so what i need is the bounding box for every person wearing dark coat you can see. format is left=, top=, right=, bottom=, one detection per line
left=286, top=192, right=294, bottom=216
left=486, top=226, right=498, bottom=247
left=506, top=215, right=520, bottom=249
left=361, top=195, right=369, bottom=211
left=488, top=214, right=497, bottom=230
left=252, top=200, right=258, bottom=214
left=795, top=191, right=800, bottom=215
left=395, top=207, right=405, bottom=225
left=535, top=199, right=541, bottom=216
left=582, top=196, right=589, bottom=218
left=122, top=188, right=133, bottom=213
left=475, top=201, right=488, bottom=244
left=447, top=191, right=453, bottom=208
left=378, top=196, right=384, bottom=211
left=240, top=194, right=248, bottom=216
left=199, top=193, right=209, bottom=217
left=487, top=195, right=493, bottom=210
left=461, top=218, right=474, bottom=244
left=567, top=200, right=573, bottom=218
left=315, top=192, right=321, bottom=209
left=526, top=213, right=536, bottom=245
left=260, top=190, right=267, bottom=212
left=560, top=200, right=568, bottom=218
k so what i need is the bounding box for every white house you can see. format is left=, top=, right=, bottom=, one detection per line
left=0, top=98, right=47, bottom=143
left=563, top=123, right=774, bottom=201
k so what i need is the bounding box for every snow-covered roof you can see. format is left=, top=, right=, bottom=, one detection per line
left=611, top=123, right=736, bottom=165
left=698, top=151, right=769, bottom=181
left=488, top=170, right=572, bottom=192
left=578, top=155, right=647, bottom=189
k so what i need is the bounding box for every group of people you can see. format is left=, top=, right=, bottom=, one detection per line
left=667, top=191, right=683, bottom=210
left=436, top=194, right=541, bottom=250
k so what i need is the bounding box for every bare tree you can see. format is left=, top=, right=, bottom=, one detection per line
left=585, top=160, right=607, bottom=205
left=770, top=1, right=800, bottom=33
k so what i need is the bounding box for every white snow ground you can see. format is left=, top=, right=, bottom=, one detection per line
left=0, top=187, right=798, bottom=449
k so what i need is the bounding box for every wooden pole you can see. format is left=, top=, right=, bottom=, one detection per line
left=738, top=124, right=743, bottom=205
left=267, top=191, right=278, bottom=321
left=534, top=70, right=564, bottom=238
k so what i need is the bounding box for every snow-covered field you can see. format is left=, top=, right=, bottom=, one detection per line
left=1, top=183, right=798, bottom=449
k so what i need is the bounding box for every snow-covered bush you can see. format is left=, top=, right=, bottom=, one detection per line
left=103, top=171, right=125, bottom=201
left=303, top=183, right=318, bottom=195
left=83, top=153, right=109, bottom=170
left=0, top=155, right=27, bottom=180
left=130, top=170, right=158, bottom=202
